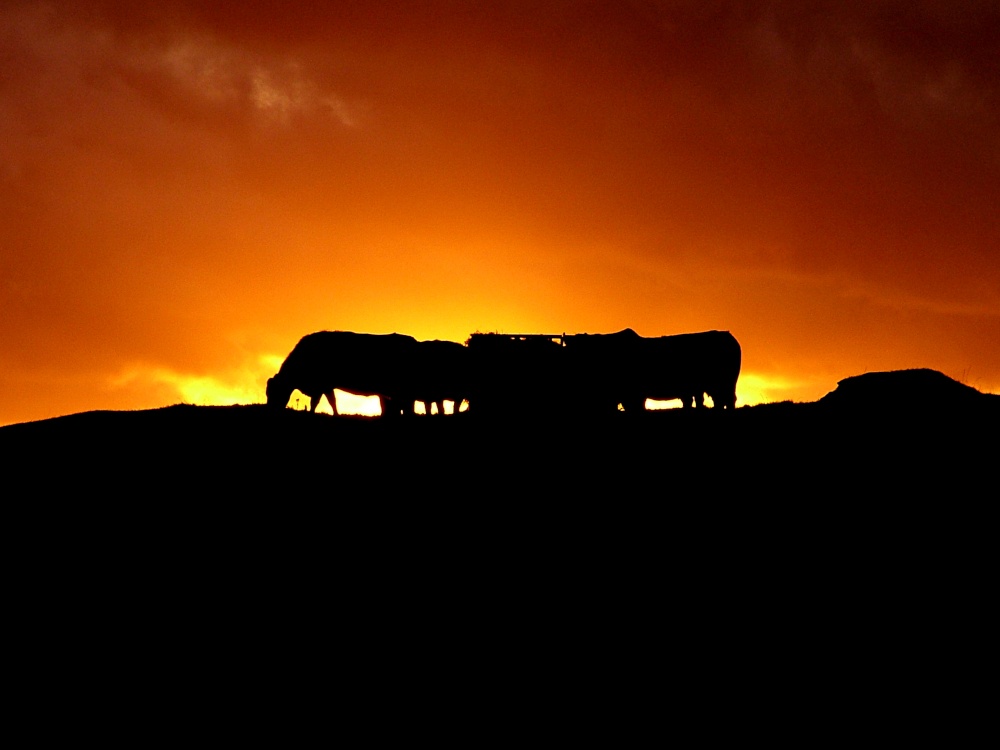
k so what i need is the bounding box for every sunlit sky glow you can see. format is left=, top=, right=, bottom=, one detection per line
left=2, top=1, right=997, bottom=425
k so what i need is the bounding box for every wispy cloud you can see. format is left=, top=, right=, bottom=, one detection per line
left=142, top=33, right=365, bottom=127
left=1, top=4, right=362, bottom=129
left=145, top=35, right=364, bottom=127
left=838, top=278, right=1000, bottom=319
left=249, top=66, right=359, bottom=126
left=110, top=355, right=280, bottom=406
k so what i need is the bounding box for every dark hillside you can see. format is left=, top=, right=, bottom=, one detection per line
left=3, top=368, right=995, bottom=497
left=3, top=369, right=994, bottom=682
left=5, top=386, right=993, bottom=593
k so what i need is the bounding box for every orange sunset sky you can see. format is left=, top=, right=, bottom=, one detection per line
left=2, top=0, right=998, bottom=425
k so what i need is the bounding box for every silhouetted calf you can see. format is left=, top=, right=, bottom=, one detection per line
left=411, top=339, right=471, bottom=416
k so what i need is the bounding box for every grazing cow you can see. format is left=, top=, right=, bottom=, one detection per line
left=565, top=328, right=741, bottom=412
left=266, top=330, right=420, bottom=417
left=411, top=339, right=471, bottom=415
left=638, top=330, right=742, bottom=410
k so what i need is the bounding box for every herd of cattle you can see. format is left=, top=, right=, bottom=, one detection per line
left=266, top=328, right=742, bottom=417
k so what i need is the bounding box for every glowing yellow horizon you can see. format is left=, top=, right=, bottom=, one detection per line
left=112, top=353, right=827, bottom=417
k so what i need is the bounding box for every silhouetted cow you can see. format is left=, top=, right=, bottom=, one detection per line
left=640, top=330, right=742, bottom=410
left=411, top=339, right=471, bottom=415
left=266, top=330, right=420, bottom=417
left=565, top=328, right=741, bottom=412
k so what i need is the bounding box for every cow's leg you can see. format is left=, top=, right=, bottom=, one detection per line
left=310, top=394, right=322, bottom=412
left=622, top=396, right=645, bottom=413
left=435, top=400, right=445, bottom=416
left=379, top=395, right=399, bottom=418
left=327, top=391, right=339, bottom=416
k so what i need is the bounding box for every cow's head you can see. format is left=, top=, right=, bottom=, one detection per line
left=265, top=375, right=293, bottom=409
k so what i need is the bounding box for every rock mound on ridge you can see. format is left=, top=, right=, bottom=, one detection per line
left=817, top=368, right=989, bottom=411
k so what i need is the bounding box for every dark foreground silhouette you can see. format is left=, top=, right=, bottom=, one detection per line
left=4, top=367, right=994, bottom=709
left=3, top=368, right=996, bottom=496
